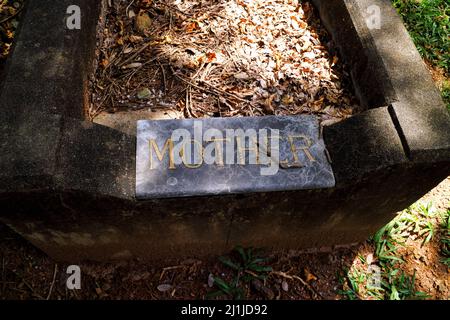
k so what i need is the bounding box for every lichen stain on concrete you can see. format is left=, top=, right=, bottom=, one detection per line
left=23, top=50, right=46, bottom=72
left=24, top=47, right=69, bottom=79
left=169, top=223, right=197, bottom=244
left=28, top=232, right=47, bottom=243
left=135, top=224, right=155, bottom=235
left=111, top=250, right=132, bottom=259
left=27, top=226, right=122, bottom=249
left=23, top=222, right=37, bottom=231
left=45, top=230, right=95, bottom=247
left=44, top=49, right=69, bottom=78
left=325, top=211, right=345, bottom=228
left=212, top=211, right=227, bottom=221
left=98, top=228, right=121, bottom=245
left=208, top=214, right=229, bottom=235
left=105, top=141, right=117, bottom=150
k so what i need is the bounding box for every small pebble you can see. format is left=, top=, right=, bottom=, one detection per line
left=282, top=281, right=289, bottom=292
left=157, top=284, right=172, bottom=292
left=208, top=274, right=214, bottom=288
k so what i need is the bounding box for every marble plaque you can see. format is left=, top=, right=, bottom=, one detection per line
left=136, top=115, right=335, bottom=199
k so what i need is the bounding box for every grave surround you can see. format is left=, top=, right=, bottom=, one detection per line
left=136, top=116, right=335, bottom=199
left=0, top=0, right=449, bottom=261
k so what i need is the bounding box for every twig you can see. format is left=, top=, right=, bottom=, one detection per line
left=46, top=264, right=58, bottom=300
left=171, top=68, right=216, bottom=97
left=185, top=86, right=193, bottom=118
left=118, top=42, right=153, bottom=68
left=189, top=86, right=196, bottom=117
left=125, top=0, right=135, bottom=16
left=159, top=265, right=184, bottom=281
left=171, top=67, right=244, bottom=115
left=199, top=80, right=250, bottom=103
left=90, top=0, right=358, bottom=121
left=157, top=59, right=167, bottom=94
left=271, top=270, right=324, bottom=299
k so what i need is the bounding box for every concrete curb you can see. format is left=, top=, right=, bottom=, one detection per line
left=0, top=0, right=449, bottom=261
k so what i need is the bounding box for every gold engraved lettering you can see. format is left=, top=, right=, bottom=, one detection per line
left=288, top=135, right=316, bottom=165
left=236, top=136, right=260, bottom=165
left=181, top=139, right=204, bottom=169
left=149, top=139, right=175, bottom=170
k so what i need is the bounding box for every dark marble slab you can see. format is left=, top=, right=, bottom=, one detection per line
left=136, top=115, right=335, bottom=199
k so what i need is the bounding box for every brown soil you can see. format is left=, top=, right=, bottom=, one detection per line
left=397, top=179, right=450, bottom=299
left=425, top=61, right=449, bottom=92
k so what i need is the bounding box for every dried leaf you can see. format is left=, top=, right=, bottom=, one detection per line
left=185, top=21, right=200, bottom=33
left=100, top=59, right=109, bottom=69
left=264, top=94, right=276, bottom=113
left=137, top=88, right=152, bottom=99
left=122, top=62, right=143, bottom=69
left=281, top=95, right=294, bottom=105
left=367, top=253, right=374, bottom=265
left=234, top=72, right=249, bottom=80
left=304, top=268, right=318, bottom=282
left=136, top=12, right=152, bottom=33
left=91, top=0, right=360, bottom=122
left=129, top=35, right=143, bottom=43
left=206, top=52, right=217, bottom=63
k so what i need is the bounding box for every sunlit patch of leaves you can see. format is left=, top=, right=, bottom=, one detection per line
left=383, top=201, right=438, bottom=247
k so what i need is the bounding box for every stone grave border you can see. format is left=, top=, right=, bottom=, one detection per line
left=0, top=0, right=449, bottom=261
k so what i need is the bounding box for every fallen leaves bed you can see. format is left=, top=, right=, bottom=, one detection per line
left=91, top=0, right=362, bottom=124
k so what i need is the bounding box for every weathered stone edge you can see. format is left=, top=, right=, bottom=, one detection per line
left=314, top=0, right=450, bottom=164
left=0, top=0, right=449, bottom=202
left=0, top=0, right=100, bottom=119
left=1, top=0, right=450, bottom=261
left=312, top=0, right=397, bottom=109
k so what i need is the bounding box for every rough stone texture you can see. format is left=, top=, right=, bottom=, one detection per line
left=0, top=0, right=449, bottom=261
left=93, top=109, right=183, bottom=136
left=0, top=110, right=61, bottom=192
left=136, top=116, right=335, bottom=199
left=324, top=107, right=406, bottom=184
left=227, top=163, right=450, bottom=251
left=314, top=0, right=450, bottom=163
left=0, top=192, right=234, bottom=261
left=0, top=0, right=101, bottom=119
left=0, top=110, right=135, bottom=199
left=56, top=118, right=136, bottom=199
left=354, top=0, right=450, bottom=163
left=311, top=0, right=396, bottom=109
left=1, top=162, right=447, bottom=262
